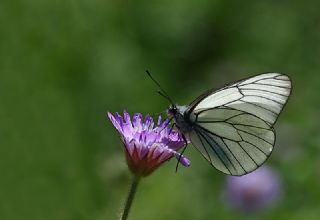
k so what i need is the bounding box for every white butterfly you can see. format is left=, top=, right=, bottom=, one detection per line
left=166, top=73, right=292, bottom=176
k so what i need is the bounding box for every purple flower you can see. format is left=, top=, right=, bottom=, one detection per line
left=108, top=111, right=190, bottom=177
left=224, top=166, right=282, bottom=213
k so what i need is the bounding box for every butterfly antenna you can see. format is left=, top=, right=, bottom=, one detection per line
left=157, top=90, right=172, bottom=103
left=146, top=70, right=174, bottom=105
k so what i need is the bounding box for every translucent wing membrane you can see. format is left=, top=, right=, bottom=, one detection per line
left=188, top=73, right=291, bottom=175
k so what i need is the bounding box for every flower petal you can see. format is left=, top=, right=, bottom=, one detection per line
left=175, top=154, right=191, bottom=167
left=144, top=115, right=154, bottom=130
left=107, top=112, right=123, bottom=133
left=132, top=113, right=143, bottom=131
left=157, top=115, right=162, bottom=126
left=123, top=110, right=132, bottom=125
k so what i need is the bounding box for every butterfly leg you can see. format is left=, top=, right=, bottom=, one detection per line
left=168, top=122, right=175, bottom=135
left=175, top=134, right=188, bottom=173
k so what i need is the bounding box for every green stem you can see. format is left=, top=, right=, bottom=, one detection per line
left=120, top=176, right=140, bottom=220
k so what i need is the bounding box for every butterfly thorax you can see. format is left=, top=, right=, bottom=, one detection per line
left=167, top=105, right=193, bottom=134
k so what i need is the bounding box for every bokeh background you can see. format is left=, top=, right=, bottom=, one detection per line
left=1, top=0, right=320, bottom=219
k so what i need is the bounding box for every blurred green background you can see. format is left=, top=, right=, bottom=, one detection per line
left=1, top=0, right=320, bottom=219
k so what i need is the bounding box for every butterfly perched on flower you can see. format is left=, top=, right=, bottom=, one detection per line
left=148, top=72, right=292, bottom=176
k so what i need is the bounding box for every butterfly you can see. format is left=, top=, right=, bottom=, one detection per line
left=147, top=72, right=292, bottom=176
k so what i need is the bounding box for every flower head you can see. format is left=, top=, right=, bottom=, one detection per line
left=223, top=166, right=282, bottom=213
left=108, top=111, right=190, bottom=177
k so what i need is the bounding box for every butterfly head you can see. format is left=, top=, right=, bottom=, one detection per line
left=167, top=104, right=178, bottom=118
left=167, top=104, right=187, bottom=118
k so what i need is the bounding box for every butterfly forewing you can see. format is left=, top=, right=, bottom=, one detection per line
left=187, top=73, right=291, bottom=175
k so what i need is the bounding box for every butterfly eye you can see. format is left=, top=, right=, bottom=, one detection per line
left=167, top=108, right=174, bottom=115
